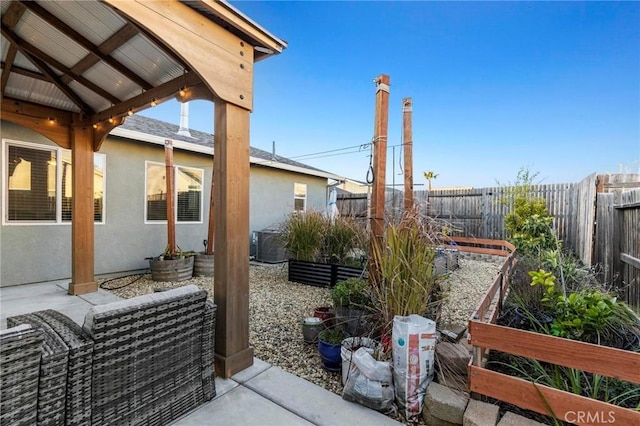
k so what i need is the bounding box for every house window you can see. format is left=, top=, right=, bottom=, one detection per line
left=294, top=183, right=307, bottom=212
left=3, top=139, right=105, bottom=224
left=176, top=166, right=202, bottom=222
left=145, top=162, right=203, bottom=223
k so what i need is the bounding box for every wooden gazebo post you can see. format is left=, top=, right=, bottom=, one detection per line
left=103, top=0, right=271, bottom=377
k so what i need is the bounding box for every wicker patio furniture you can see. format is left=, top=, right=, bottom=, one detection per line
left=6, top=313, right=72, bottom=426
left=4, top=284, right=216, bottom=426
left=0, top=324, right=44, bottom=426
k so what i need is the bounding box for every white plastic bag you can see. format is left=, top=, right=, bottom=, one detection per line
left=342, top=347, right=395, bottom=412
left=392, top=314, right=437, bottom=421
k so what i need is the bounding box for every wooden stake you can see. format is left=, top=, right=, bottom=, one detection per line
left=206, top=171, right=215, bottom=255
left=164, top=139, right=176, bottom=255
left=403, top=97, right=414, bottom=212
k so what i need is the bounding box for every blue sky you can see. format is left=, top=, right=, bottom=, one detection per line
left=141, top=1, right=640, bottom=189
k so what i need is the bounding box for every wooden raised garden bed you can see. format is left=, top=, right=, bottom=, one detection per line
left=466, top=238, right=640, bottom=425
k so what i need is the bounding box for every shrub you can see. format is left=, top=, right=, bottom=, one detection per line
left=505, top=197, right=555, bottom=255
left=529, top=270, right=639, bottom=344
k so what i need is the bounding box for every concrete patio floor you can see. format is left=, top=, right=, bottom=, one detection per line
left=0, top=281, right=401, bottom=426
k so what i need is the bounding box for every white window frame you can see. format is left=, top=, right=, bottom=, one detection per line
left=144, top=161, right=204, bottom=225
left=2, top=138, right=106, bottom=226
left=294, top=182, right=307, bottom=212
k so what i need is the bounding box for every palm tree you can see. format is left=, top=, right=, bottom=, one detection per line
left=423, top=171, right=439, bottom=191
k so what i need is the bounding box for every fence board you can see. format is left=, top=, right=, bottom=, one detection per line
left=469, top=321, right=640, bottom=383
left=469, top=366, right=640, bottom=426
left=336, top=175, right=638, bottom=300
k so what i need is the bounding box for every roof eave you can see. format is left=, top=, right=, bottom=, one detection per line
left=110, top=126, right=342, bottom=181
left=187, top=0, right=288, bottom=61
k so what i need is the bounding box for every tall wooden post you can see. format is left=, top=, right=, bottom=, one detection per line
left=164, top=140, right=176, bottom=255
left=370, top=74, right=390, bottom=247
left=403, top=98, right=414, bottom=212
left=68, top=123, right=97, bottom=295
left=213, top=100, right=253, bottom=378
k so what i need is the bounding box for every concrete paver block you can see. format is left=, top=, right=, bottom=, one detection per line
left=424, top=381, right=469, bottom=425
left=497, top=411, right=547, bottom=426
left=463, top=399, right=499, bottom=426
left=424, top=412, right=459, bottom=426
left=436, top=342, right=471, bottom=375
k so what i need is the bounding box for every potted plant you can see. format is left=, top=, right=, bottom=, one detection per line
left=317, top=327, right=345, bottom=372
left=193, top=239, right=214, bottom=277
left=330, top=277, right=372, bottom=335
left=149, top=246, right=196, bottom=282
left=148, top=139, right=196, bottom=282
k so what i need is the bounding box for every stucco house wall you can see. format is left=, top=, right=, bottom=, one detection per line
left=1, top=118, right=337, bottom=286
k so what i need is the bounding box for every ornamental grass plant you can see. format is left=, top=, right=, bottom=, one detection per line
left=280, top=210, right=327, bottom=262
left=280, top=211, right=367, bottom=264
left=370, top=212, right=446, bottom=335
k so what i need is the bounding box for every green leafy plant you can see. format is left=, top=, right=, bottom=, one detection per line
left=529, top=270, right=639, bottom=343
left=370, top=213, right=444, bottom=334
left=506, top=201, right=555, bottom=256
left=330, top=278, right=371, bottom=308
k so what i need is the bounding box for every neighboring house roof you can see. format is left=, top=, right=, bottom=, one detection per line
left=110, top=114, right=343, bottom=181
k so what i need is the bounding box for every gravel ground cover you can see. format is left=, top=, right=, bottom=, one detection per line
left=99, top=256, right=500, bottom=423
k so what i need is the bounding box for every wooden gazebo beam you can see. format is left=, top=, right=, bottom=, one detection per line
left=103, top=0, right=263, bottom=378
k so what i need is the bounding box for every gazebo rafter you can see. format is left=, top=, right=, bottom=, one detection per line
left=0, top=0, right=286, bottom=379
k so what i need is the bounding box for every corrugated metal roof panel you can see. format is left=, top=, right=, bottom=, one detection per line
left=12, top=51, right=41, bottom=73
left=38, top=0, right=125, bottom=46
left=0, top=0, right=10, bottom=14
left=16, top=11, right=87, bottom=69
left=112, top=34, right=184, bottom=86
left=82, top=62, right=141, bottom=101
left=67, top=80, right=110, bottom=113
left=1, top=35, right=8, bottom=61
left=5, top=74, right=79, bottom=112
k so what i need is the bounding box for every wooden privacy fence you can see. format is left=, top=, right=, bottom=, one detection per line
left=595, top=188, right=640, bottom=307
left=467, top=241, right=640, bottom=425
left=337, top=173, right=640, bottom=306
